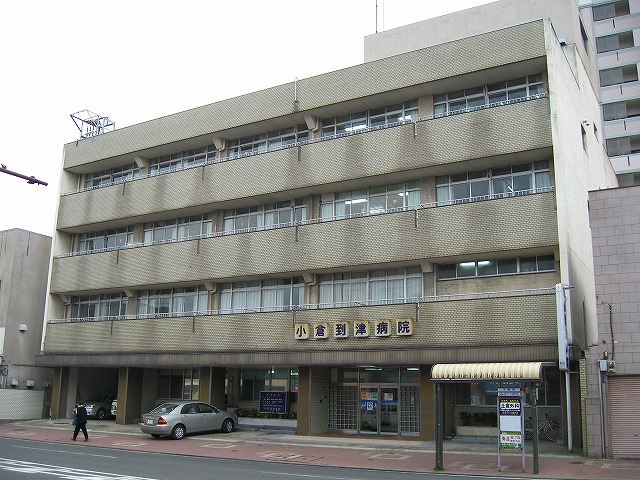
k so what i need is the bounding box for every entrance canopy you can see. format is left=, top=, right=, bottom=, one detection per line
left=431, top=362, right=546, bottom=383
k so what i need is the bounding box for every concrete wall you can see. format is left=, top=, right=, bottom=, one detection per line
left=364, top=0, right=597, bottom=89
left=0, top=229, right=52, bottom=390
left=545, top=19, right=618, bottom=351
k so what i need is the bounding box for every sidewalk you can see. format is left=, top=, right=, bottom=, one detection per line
left=1, top=419, right=639, bottom=479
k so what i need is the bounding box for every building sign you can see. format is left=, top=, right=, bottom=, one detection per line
left=354, top=321, right=370, bottom=337
left=396, top=318, right=413, bottom=336
left=314, top=323, right=329, bottom=339
left=259, top=391, right=287, bottom=414
left=294, top=318, right=414, bottom=339
left=374, top=319, right=391, bottom=336
left=294, top=323, right=309, bottom=339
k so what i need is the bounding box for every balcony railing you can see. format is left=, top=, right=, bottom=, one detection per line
left=63, top=93, right=548, bottom=196
left=49, top=287, right=555, bottom=324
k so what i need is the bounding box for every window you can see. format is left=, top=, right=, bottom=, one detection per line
left=158, top=369, right=200, bottom=400
left=436, top=161, right=550, bottom=205
left=606, top=135, right=640, bottom=156
left=223, top=199, right=306, bottom=233
left=438, top=255, right=555, bottom=279
left=77, top=227, right=134, bottom=253
left=69, top=293, right=128, bottom=320
left=599, top=64, right=638, bottom=87
left=143, top=214, right=212, bottom=243
left=219, top=278, right=304, bottom=313
left=596, top=31, right=634, bottom=53
left=318, top=267, right=422, bottom=307
left=582, top=124, right=587, bottom=152
left=321, top=101, right=418, bottom=137
left=320, top=182, right=420, bottom=220
left=239, top=368, right=298, bottom=402
left=137, top=287, right=208, bottom=317
left=592, top=0, right=630, bottom=21
left=149, top=145, right=217, bottom=174
left=84, top=164, right=139, bottom=189
left=265, top=124, right=309, bottom=150
left=433, top=74, right=544, bottom=115
left=603, top=99, right=640, bottom=121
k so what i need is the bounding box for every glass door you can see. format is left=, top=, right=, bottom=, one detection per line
left=359, top=386, right=399, bottom=434
left=360, top=387, right=378, bottom=432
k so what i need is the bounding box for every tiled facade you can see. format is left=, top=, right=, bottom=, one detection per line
left=39, top=0, right=618, bottom=447
left=586, top=185, right=640, bottom=457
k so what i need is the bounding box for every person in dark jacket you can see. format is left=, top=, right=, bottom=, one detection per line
left=72, top=402, right=89, bottom=441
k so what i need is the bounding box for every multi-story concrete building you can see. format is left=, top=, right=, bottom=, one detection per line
left=579, top=0, right=640, bottom=187
left=0, top=228, right=52, bottom=418
left=586, top=185, right=640, bottom=458
left=39, top=0, right=617, bottom=449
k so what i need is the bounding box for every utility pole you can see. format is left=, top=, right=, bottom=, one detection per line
left=0, top=164, right=48, bottom=186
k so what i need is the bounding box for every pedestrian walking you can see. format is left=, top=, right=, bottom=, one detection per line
left=72, top=402, right=89, bottom=441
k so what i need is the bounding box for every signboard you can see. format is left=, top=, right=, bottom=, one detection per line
left=259, top=391, right=287, bottom=414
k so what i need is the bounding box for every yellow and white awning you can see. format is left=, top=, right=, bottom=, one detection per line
left=431, top=362, right=547, bottom=382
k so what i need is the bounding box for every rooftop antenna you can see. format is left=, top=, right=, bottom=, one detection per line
left=70, top=109, right=115, bottom=140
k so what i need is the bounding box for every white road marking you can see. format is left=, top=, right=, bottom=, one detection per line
left=0, top=457, right=158, bottom=480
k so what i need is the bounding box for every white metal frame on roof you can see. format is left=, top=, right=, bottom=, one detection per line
left=431, top=362, right=547, bottom=382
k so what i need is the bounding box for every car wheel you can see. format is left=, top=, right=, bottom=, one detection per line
left=171, top=424, right=186, bottom=440
left=221, top=419, right=234, bottom=433
left=96, top=409, right=106, bottom=420
left=151, top=434, right=162, bottom=439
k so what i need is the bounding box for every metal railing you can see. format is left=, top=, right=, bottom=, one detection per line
left=49, top=287, right=555, bottom=324
left=63, top=93, right=548, bottom=196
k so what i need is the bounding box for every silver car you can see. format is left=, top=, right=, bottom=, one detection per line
left=139, top=401, right=237, bottom=439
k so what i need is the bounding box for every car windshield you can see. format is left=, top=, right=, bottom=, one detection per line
left=150, top=403, right=179, bottom=415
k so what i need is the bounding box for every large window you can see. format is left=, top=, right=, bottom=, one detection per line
left=596, top=31, right=634, bottom=54
left=158, top=369, right=200, bottom=400
left=149, top=146, right=217, bottom=175
left=84, top=164, right=139, bottom=189
left=599, top=64, right=638, bottom=87
left=592, top=1, right=630, bottom=21
left=606, top=135, right=640, bottom=156
left=321, top=101, right=418, bottom=137
left=69, top=293, right=128, bottom=320
left=227, top=124, right=309, bottom=158
left=219, top=278, right=304, bottom=313
left=436, top=161, right=551, bottom=205
left=318, top=267, right=422, bottom=307
left=433, top=75, right=544, bottom=115
left=320, top=182, right=420, bottom=220
left=603, top=99, right=640, bottom=121
left=77, top=228, right=134, bottom=253
left=223, top=199, right=306, bottom=233
left=438, top=255, right=556, bottom=280
left=137, top=287, right=209, bottom=317
left=143, top=214, right=213, bottom=243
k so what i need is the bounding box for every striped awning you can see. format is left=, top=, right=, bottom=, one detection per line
left=430, top=362, right=546, bottom=382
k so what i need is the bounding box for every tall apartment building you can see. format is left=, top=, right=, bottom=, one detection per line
left=579, top=0, right=640, bottom=187
left=587, top=185, right=640, bottom=459
left=0, top=229, right=52, bottom=419
left=39, top=0, right=617, bottom=448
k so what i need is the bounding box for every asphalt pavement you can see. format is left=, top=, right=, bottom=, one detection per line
left=0, top=419, right=638, bottom=479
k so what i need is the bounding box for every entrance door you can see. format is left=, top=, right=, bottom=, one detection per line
left=359, top=386, right=399, bottom=434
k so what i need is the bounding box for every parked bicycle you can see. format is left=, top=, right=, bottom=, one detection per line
left=524, top=413, right=561, bottom=441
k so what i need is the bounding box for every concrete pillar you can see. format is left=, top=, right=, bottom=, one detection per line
left=200, top=367, right=226, bottom=408
left=297, top=366, right=310, bottom=435
left=420, top=366, right=435, bottom=441
left=115, top=367, right=144, bottom=424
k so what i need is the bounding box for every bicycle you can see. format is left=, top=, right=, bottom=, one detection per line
left=524, top=413, right=562, bottom=441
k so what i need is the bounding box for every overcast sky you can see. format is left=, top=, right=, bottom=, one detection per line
left=0, top=0, right=494, bottom=237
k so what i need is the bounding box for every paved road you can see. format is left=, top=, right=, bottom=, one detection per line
left=0, top=420, right=638, bottom=479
